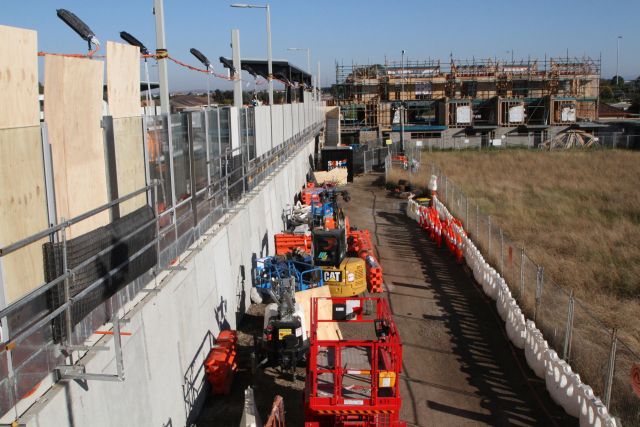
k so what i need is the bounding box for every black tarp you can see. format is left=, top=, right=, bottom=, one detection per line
left=43, top=205, right=157, bottom=342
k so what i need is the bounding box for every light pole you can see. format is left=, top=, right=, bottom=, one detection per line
left=190, top=48, right=213, bottom=107
left=616, top=36, right=622, bottom=86
left=153, top=0, right=171, bottom=114
left=288, top=47, right=311, bottom=100
left=400, top=49, right=405, bottom=152
left=231, top=3, right=273, bottom=105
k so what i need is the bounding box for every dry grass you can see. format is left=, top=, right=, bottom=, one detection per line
left=391, top=150, right=640, bottom=342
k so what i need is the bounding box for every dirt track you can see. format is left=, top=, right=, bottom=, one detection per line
left=197, top=172, right=575, bottom=427
left=341, top=173, right=574, bottom=427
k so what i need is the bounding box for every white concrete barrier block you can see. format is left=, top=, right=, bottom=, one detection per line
left=545, top=350, right=563, bottom=405
left=560, top=365, right=582, bottom=418
left=525, top=323, right=548, bottom=378
left=580, top=395, right=616, bottom=427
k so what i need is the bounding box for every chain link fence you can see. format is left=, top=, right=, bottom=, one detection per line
left=386, top=154, right=640, bottom=425
left=405, top=133, right=640, bottom=151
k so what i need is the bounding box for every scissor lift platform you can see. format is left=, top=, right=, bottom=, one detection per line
left=304, top=297, right=406, bottom=427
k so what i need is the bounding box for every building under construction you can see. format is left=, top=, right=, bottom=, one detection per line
left=332, top=57, right=601, bottom=145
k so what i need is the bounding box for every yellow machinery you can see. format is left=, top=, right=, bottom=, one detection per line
left=312, top=228, right=367, bottom=297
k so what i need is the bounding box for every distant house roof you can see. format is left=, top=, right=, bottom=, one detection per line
left=170, top=94, right=213, bottom=111
left=599, top=103, right=635, bottom=118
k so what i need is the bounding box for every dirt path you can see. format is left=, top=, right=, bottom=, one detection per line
left=341, top=173, right=575, bottom=427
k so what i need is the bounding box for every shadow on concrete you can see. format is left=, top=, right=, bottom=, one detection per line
left=183, top=330, right=216, bottom=426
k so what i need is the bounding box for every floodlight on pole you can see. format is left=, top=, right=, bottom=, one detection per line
left=231, top=2, right=273, bottom=105
left=190, top=48, right=213, bottom=108
left=56, top=9, right=100, bottom=52
left=120, top=31, right=149, bottom=55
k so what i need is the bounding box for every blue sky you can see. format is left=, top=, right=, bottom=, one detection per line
left=3, top=0, right=639, bottom=91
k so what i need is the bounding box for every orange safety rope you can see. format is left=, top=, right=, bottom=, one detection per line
left=37, top=44, right=102, bottom=58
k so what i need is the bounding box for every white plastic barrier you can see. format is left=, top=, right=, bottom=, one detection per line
left=271, top=105, right=284, bottom=149
left=292, top=103, right=300, bottom=136
left=283, top=104, right=293, bottom=141
left=406, top=194, right=620, bottom=426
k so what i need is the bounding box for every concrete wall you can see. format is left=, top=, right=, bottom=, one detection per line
left=18, top=137, right=316, bottom=427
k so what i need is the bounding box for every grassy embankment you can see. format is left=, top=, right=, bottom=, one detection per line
left=388, top=149, right=640, bottom=342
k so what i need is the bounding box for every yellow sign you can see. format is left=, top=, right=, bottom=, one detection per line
left=385, top=139, right=393, bottom=145
left=278, top=328, right=292, bottom=340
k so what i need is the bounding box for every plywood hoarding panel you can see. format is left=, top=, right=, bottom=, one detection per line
left=106, top=41, right=141, bottom=119
left=107, top=41, right=146, bottom=214
left=0, top=127, right=48, bottom=303
left=44, top=55, right=109, bottom=237
left=0, top=25, right=39, bottom=129
left=0, top=25, right=48, bottom=303
left=113, top=117, right=146, bottom=215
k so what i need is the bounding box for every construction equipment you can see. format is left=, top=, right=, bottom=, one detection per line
left=275, top=183, right=381, bottom=297
left=254, top=254, right=324, bottom=295
left=311, top=227, right=368, bottom=297
left=254, top=277, right=309, bottom=376
left=304, top=297, right=405, bottom=427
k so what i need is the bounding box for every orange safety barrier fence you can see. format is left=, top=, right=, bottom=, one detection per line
left=274, top=233, right=312, bottom=255
left=204, top=330, right=238, bottom=395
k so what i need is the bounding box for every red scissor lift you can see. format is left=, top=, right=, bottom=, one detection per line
left=304, top=297, right=405, bottom=427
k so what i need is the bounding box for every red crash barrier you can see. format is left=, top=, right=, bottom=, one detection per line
left=418, top=206, right=465, bottom=263
left=204, top=330, right=238, bottom=395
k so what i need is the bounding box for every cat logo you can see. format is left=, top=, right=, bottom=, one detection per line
left=323, top=270, right=342, bottom=282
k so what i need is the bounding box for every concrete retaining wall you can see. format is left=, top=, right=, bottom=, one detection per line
left=18, top=138, right=316, bottom=427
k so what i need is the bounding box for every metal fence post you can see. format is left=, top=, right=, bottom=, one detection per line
left=465, top=196, right=469, bottom=228
left=445, top=176, right=449, bottom=204
left=152, top=182, right=162, bottom=275
left=563, top=290, right=575, bottom=361
left=519, top=245, right=525, bottom=298
left=476, top=204, right=479, bottom=240
left=60, top=219, right=74, bottom=357
left=603, top=328, right=618, bottom=408
left=500, top=228, right=504, bottom=274
left=488, top=215, right=492, bottom=257
left=534, top=266, right=544, bottom=323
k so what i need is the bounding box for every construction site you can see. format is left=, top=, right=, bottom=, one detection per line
left=332, top=57, right=602, bottom=145
left=0, top=2, right=637, bottom=427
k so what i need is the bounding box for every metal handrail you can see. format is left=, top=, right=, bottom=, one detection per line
left=0, top=108, right=323, bottom=381
left=0, top=183, right=155, bottom=257
left=0, top=214, right=159, bottom=324
left=2, top=237, right=158, bottom=351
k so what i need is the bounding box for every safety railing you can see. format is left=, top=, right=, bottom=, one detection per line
left=0, top=100, right=325, bottom=421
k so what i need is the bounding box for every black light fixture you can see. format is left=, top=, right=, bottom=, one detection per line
left=191, top=48, right=213, bottom=108
left=56, top=9, right=99, bottom=51
left=190, top=48, right=211, bottom=71
left=219, top=57, right=236, bottom=75
left=119, top=31, right=149, bottom=55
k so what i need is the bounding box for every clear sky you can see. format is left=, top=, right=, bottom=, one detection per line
left=3, top=0, right=639, bottom=91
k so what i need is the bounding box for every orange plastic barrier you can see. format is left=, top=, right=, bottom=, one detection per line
left=348, top=229, right=384, bottom=293
left=274, top=233, right=312, bottom=255
left=418, top=206, right=442, bottom=247
left=204, top=330, right=238, bottom=395
left=418, top=206, right=465, bottom=263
